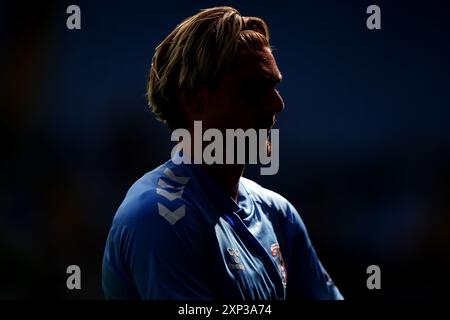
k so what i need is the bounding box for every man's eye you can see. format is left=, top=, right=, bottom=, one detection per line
left=241, top=78, right=278, bottom=100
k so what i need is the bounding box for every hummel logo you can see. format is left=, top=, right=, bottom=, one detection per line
left=226, top=247, right=245, bottom=271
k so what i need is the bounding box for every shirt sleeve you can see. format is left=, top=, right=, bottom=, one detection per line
left=102, top=197, right=215, bottom=300
left=282, top=201, right=344, bottom=300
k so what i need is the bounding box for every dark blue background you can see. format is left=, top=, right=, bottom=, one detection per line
left=1, top=0, right=449, bottom=298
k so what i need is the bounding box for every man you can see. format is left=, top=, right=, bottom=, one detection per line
left=102, top=6, right=343, bottom=300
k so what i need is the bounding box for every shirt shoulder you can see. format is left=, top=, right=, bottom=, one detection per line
left=112, top=161, right=201, bottom=231
left=103, top=162, right=211, bottom=299
left=106, top=161, right=208, bottom=273
left=240, top=177, right=305, bottom=229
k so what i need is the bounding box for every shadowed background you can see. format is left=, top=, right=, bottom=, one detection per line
left=1, top=0, right=449, bottom=299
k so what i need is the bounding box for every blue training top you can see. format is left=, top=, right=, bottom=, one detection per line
left=102, top=159, right=343, bottom=300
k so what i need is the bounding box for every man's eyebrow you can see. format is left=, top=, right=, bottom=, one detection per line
left=240, top=72, right=282, bottom=86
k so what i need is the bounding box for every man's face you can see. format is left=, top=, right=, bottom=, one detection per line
left=198, top=46, right=285, bottom=132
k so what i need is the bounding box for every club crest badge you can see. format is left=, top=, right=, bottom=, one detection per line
left=271, top=243, right=287, bottom=287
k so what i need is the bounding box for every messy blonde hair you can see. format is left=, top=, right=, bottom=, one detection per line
left=146, top=6, right=270, bottom=130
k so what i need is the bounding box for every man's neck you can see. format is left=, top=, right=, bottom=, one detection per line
left=200, top=164, right=244, bottom=202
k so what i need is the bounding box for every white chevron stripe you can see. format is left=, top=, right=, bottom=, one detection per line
left=157, top=178, right=184, bottom=190
left=163, top=168, right=190, bottom=185
left=158, top=203, right=185, bottom=225
left=157, top=188, right=183, bottom=201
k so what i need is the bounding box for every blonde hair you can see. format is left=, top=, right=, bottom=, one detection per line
left=146, top=6, right=270, bottom=129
